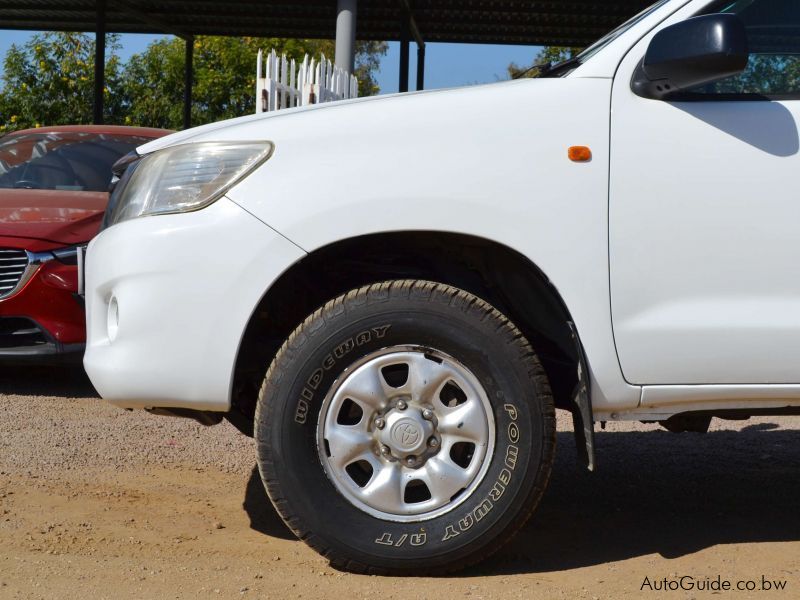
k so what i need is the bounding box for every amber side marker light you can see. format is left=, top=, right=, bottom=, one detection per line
left=568, top=146, right=592, bottom=162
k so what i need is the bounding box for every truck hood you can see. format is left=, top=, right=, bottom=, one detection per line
left=136, top=78, right=538, bottom=155
left=0, top=189, right=107, bottom=246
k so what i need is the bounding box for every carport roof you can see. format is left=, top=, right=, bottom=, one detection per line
left=0, top=0, right=653, bottom=46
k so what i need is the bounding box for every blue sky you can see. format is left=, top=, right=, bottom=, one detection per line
left=0, top=30, right=541, bottom=94
left=378, top=41, right=539, bottom=92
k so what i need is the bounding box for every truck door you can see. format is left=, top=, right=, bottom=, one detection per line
left=610, top=0, right=800, bottom=384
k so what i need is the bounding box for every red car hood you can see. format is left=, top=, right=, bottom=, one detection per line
left=0, top=189, right=107, bottom=247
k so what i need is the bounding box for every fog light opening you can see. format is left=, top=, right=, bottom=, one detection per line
left=107, top=296, right=120, bottom=342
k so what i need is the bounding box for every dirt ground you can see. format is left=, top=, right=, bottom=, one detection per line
left=1, top=366, right=799, bottom=599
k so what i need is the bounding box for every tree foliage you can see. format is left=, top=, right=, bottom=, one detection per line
left=122, top=37, right=386, bottom=129
left=696, top=55, right=800, bottom=95
left=508, top=46, right=582, bottom=79
left=0, top=32, right=125, bottom=132
left=0, top=32, right=387, bottom=132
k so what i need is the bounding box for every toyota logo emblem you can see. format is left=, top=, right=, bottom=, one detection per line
left=391, top=421, right=421, bottom=448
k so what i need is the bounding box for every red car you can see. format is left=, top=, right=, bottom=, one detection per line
left=0, top=125, right=170, bottom=361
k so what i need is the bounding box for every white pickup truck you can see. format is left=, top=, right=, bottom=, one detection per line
left=83, top=0, right=800, bottom=575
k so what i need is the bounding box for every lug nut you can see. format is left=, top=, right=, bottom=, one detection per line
left=428, top=437, right=439, bottom=448
left=422, top=409, right=434, bottom=420
left=397, top=400, right=408, bottom=410
left=375, top=417, right=386, bottom=430
left=380, top=445, right=391, bottom=456
left=406, top=456, right=416, bottom=467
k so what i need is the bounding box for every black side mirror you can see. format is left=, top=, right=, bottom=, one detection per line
left=632, top=13, right=749, bottom=100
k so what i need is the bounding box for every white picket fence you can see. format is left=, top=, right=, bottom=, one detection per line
left=255, top=49, right=359, bottom=113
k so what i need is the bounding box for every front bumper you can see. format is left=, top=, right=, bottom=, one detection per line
left=83, top=197, right=305, bottom=411
left=0, top=257, right=86, bottom=361
left=0, top=316, right=84, bottom=361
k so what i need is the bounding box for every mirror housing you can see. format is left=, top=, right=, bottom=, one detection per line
left=632, top=13, right=749, bottom=100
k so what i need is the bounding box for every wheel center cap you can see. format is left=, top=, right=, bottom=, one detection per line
left=379, top=408, right=434, bottom=458
left=391, top=419, right=422, bottom=449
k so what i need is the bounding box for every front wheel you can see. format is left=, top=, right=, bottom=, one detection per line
left=255, top=280, right=555, bottom=575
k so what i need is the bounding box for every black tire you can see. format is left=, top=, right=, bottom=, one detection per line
left=255, top=280, right=555, bottom=575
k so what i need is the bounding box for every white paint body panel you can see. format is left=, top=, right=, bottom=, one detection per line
left=609, top=0, right=800, bottom=385
left=596, top=384, right=800, bottom=422
left=89, top=77, right=640, bottom=413
left=83, top=198, right=305, bottom=410
left=84, top=0, right=800, bottom=418
left=223, top=78, right=638, bottom=412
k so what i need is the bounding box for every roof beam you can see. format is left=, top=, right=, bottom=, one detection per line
left=108, top=0, right=191, bottom=39
left=0, top=0, right=650, bottom=46
left=398, top=0, right=424, bottom=48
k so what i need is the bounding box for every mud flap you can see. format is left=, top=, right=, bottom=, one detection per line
left=568, top=322, right=596, bottom=471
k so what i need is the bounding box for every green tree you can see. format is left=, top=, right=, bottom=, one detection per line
left=352, top=41, right=386, bottom=96
left=508, top=46, right=582, bottom=79
left=0, top=32, right=124, bottom=132
left=121, top=36, right=387, bottom=129
left=700, top=55, right=800, bottom=95
left=0, top=34, right=387, bottom=132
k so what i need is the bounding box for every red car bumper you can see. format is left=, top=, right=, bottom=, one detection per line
left=0, top=252, right=85, bottom=361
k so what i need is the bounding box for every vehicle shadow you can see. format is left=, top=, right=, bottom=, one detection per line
left=243, top=465, right=296, bottom=541
left=474, top=423, right=800, bottom=575
left=0, top=364, right=99, bottom=398
left=676, top=101, right=799, bottom=157
left=241, top=420, right=800, bottom=574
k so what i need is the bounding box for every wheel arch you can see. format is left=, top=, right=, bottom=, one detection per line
left=230, top=231, right=584, bottom=436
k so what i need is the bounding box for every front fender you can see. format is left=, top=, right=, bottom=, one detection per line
left=226, top=77, right=639, bottom=412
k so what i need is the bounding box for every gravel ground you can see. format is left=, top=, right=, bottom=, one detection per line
left=1, top=365, right=799, bottom=599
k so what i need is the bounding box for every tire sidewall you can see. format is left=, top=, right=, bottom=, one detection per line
left=258, top=293, right=548, bottom=570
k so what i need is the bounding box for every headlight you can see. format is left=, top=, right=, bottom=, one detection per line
left=105, top=141, right=273, bottom=226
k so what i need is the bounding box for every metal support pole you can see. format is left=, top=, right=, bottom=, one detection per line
left=416, top=44, right=425, bottom=91
left=93, top=0, right=106, bottom=124
left=183, top=36, right=194, bottom=130
left=335, top=0, right=357, bottom=72
left=399, top=17, right=410, bottom=93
